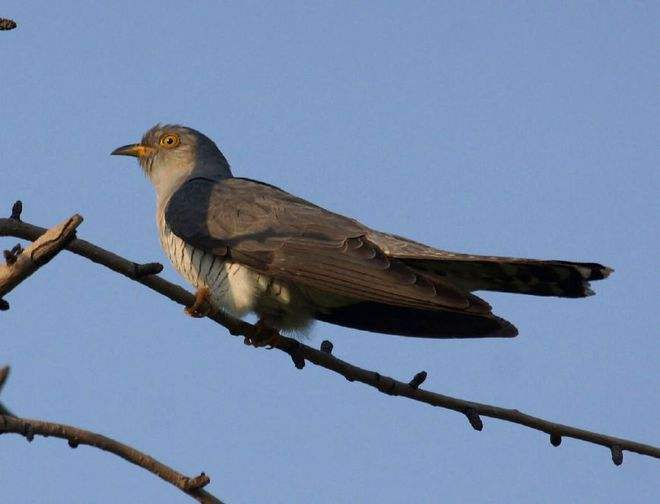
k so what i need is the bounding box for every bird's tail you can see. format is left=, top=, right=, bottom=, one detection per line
left=317, top=301, right=519, bottom=338
left=415, top=256, right=613, bottom=298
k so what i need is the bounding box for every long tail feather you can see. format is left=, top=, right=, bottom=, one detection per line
left=411, top=257, right=613, bottom=298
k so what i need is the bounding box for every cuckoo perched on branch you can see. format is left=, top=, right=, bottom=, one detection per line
left=112, top=125, right=611, bottom=346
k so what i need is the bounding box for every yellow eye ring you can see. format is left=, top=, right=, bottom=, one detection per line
left=159, top=133, right=180, bottom=149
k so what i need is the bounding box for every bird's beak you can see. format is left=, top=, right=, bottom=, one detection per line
left=111, top=144, right=154, bottom=158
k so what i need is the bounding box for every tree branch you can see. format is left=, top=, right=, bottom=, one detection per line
left=0, top=214, right=82, bottom=305
left=1, top=203, right=658, bottom=466
left=0, top=366, right=223, bottom=504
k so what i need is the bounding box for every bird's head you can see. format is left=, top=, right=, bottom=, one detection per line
left=112, top=124, right=232, bottom=200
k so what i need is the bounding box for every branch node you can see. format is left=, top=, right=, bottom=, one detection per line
left=408, top=371, right=427, bottom=389
left=133, top=262, right=164, bottom=279
left=183, top=471, right=210, bottom=490
left=0, top=365, right=9, bottom=389
left=23, top=422, right=34, bottom=442
left=465, top=408, right=483, bottom=431
left=3, top=244, right=23, bottom=265
left=611, top=444, right=623, bottom=466
left=10, top=201, right=23, bottom=220
left=320, top=340, right=333, bottom=354
left=68, top=438, right=79, bottom=448
left=550, top=433, right=562, bottom=447
left=374, top=373, right=397, bottom=395
left=0, top=299, right=8, bottom=311
left=285, top=341, right=305, bottom=369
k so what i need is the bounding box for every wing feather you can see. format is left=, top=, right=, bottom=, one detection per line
left=164, top=177, right=487, bottom=314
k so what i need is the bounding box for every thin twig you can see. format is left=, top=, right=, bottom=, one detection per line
left=1, top=207, right=658, bottom=465
left=0, top=366, right=223, bottom=504
left=0, top=416, right=223, bottom=503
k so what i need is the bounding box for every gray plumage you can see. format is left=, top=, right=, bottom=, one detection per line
left=112, top=124, right=612, bottom=339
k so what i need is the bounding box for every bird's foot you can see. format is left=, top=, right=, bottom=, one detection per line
left=244, top=319, right=281, bottom=348
left=185, top=287, right=216, bottom=318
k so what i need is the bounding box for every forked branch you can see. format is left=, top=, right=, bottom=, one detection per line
left=0, top=213, right=82, bottom=307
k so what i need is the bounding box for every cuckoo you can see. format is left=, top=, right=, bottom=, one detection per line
left=112, top=124, right=612, bottom=345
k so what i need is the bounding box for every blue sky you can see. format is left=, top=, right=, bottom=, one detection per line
left=1, top=2, right=658, bottom=503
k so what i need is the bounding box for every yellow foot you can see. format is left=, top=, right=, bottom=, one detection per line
left=184, top=287, right=215, bottom=318
left=244, top=319, right=281, bottom=348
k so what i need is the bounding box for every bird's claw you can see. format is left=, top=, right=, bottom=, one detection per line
left=185, top=287, right=215, bottom=318
left=244, top=320, right=281, bottom=348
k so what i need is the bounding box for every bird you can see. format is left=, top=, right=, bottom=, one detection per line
left=112, top=124, right=612, bottom=346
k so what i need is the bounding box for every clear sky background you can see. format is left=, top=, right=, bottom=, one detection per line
left=1, top=2, right=658, bottom=503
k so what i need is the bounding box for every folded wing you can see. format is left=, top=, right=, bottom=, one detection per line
left=164, top=177, right=517, bottom=338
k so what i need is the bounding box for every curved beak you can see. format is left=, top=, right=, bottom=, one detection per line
left=111, top=144, right=154, bottom=158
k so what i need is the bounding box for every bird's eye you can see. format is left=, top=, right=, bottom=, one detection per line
left=159, top=133, right=180, bottom=149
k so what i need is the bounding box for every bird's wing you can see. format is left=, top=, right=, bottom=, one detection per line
left=368, top=231, right=612, bottom=297
left=164, top=177, right=489, bottom=314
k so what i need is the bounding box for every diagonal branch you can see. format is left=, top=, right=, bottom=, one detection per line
left=0, top=214, right=82, bottom=306
left=0, top=366, right=224, bottom=504
left=1, top=203, right=658, bottom=466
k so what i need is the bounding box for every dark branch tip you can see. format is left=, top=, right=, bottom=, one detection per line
left=283, top=340, right=305, bottom=369
left=23, top=423, right=34, bottom=442
left=3, top=244, right=23, bottom=265
left=320, top=340, right=333, bottom=354
left=183, top=472, right=211, bottom=490
left=10, top=200, right=22, bottom=220
left=465, top=408, right=483, bottom=431
left=0, top=299, right=9, bottom=311
left=550, top=433, right=562, bottom=447
left=0, top=365, right=10, bottom=389
left=0, top=18, right=17, bottom=31
left=292, top=356, right=305, bottom=369
left=68, top=439, right=79, bottom=449
left=611, top=445, right=623, bottom=466
left=133, top=262, right=164, bottom=278
left=408, top=371, right=427, bottom=389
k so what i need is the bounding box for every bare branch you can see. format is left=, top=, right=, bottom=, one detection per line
left=1, top=206, right=658, bottom=465
left=0, top=366, right=224, bottom=504
left=0, top=415, right=224, bottom=503
left=0, top=215, right=82, bottom=303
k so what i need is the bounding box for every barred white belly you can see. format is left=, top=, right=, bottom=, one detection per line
left=157, top=219, right=318, bottom=330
